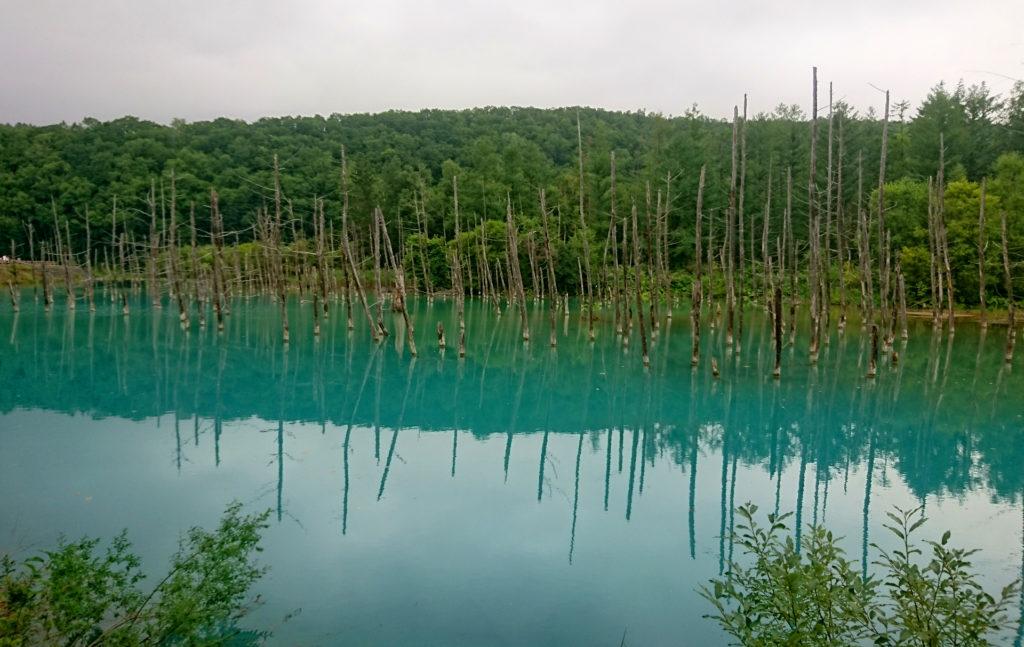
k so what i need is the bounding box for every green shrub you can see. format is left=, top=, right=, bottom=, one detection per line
left=0, top=502, right=270, bottom=646
left=702, top=504, right=1020, bottom=646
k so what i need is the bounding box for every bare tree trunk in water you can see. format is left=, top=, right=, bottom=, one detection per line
left=928, top=178, right=943, bottom=330
left=84, top=208, right=95, bottom=312
left=273, top=155, right=290, bottom=343
left=609, top=152, right=622, bottom=335
left=737, top=94, right=747, bottom=353
left=377, top=207, right=417, bottom=356
left=453, top=176, right=467, bottom=356
left=877, top=90, right=891, bottom=342
left=540, top=188, right=559, bottom=348
left=978, top=178, right=988, bottom=328
left=662, top=172, right=673, bottom=319
left=773, top=287, right=783, bottom=378
left=858, top=153, right=874, bottom=328
left=761, top=163, right=773, bottom=309
left=51, top=201, right=74, bottom=311
left=1002, top=209, right=1015, bottom=363
left=506, top=196, right=530, bottom=342
left=692, top=165, right=705, bottom=366
left=726, top=106, right=738, bottom=347
left=837, top=118, right=848, bottom=331
left=631, top=202, right=649, bottom=367
left=644, top=183, right=658, bottom=331
left=336, top=150, right=376, bottom=340
left=823, top=82, right=834, bottom=337
left=168, top=172, right=187, bottom=327
left=937, top=134, right=955, bottom=334
left=808, top=68, right=821, bottom=364
left=897, top=263, right=908, bottom=340
left=312, top=198, right=324, bottom=337
left=190, top=203, right=202, bottom=328
left=867, top=323, right=879, bottom=378
left=6, top=274, right=17, bottom=314
left=209, top=189, right=225, bottom=332
left=786, top=168, right=796, bottom=345
left=147, top=182, right=160, bottom=308
left=371, top=219, right=386, bottom=336
left=576, top=111, right=595, bottom=341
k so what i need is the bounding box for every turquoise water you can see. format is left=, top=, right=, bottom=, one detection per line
left=1, top=291, right=1023, bottom=645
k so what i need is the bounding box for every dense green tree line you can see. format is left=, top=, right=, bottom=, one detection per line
left=1, top=79, right=1022, bottom=307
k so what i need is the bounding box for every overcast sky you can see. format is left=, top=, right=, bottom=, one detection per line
left=2, top=0, right=1022, bottom=125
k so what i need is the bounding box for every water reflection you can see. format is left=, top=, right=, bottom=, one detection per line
left=1, top=291, right=1022, bottom=645
left=5, top=296, right=1022, bottom=503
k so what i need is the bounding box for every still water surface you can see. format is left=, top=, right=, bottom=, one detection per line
left=1, top=293, right=1023, bottom=645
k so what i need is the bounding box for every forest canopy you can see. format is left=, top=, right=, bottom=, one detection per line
left=1, top=78, right=1022, bottom=307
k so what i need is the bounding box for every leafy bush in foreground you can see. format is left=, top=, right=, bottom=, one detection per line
left=0, top=502, right=270, bottom=646
left=702, top=504, right=1020, bottom=646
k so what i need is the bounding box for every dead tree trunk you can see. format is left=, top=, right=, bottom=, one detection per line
left=726, top=106, right=738, bottom=347
left=620, top=215, right=631, bottom=343
left=371, top=218, right=387, bottom=336
left=695, top=165, right=705, bottom=310
left=609, top=152, right=622, bottom=334
left=786, top=168, right=796, bottom=345
left=692, top=165, right=705, bottom=367
left=506, top=196, right=530, bottom=342
left=315, top=198, right=329, bottom=335
left=26, top=224, right=37, bottom=303
left=884, top=230, right=893, bottom=341
left=63, top=218, right=75, bottom=311
left=737, top=94, right=748, bottom=351
left=7, top=239, right=18, bottom=312
left=338, top=151, right=356, bottom=330
left=620, top=217, right=630, bottom=333
left=1002, top=209, right=1015, bottom=363
left=928, top=178, right=942, bottom=329
left=147, top=181, right=161, bottom=308
left=823, top=82, right=834, bottom=336
left=453, top=176, right=467, bottom=356
left=273, top=155, right=290, bottom=343
left=6, top=276, right=17, bottom=314
left=540, top=188, right=559, bottom=348
left=761, top=162, right=773, bottom=309
left=84, top=208, right=95, bottom=312
left=662, top=172, right=673, bottom=319
left=631, top=202, right=649, bottom=367
left=867, top=324, right=879, bottom=379
left=108, top=198, right=117, bottom=283
left=169, top=172, right=187, bottom=327
left=857, top=153, right=874, bottom=328
left=877, top=90, right=891, bottom=341
left=773, top=287, right=783, bottom=379
left=978, top=178, right=988, bottom=328
left=897, top=263, right=908, bottom=340
left=644, top=184, right=657, bottom=331
left=52, top=201, right=73, bottom=310
left=311, top=199, right=323, bottom=337
left=808, top=67, right=821, bottom=364
left=190, top=203, right=202, bottom=328
left=707, top=199, right=715, bottom=315
left=836, top=117, right=848, bottom=330
left=377, top=207, right=417, bottom=356
left=576, top=112, right=595, bottom=341
left=414, top=189, right=433, bottom=299
left=41, top=241, right=52, bottom=311
left=937, top=133, right=955, bottom=334
left=210, top=189, right=225, bottom=332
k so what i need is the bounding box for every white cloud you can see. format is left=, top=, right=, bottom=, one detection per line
left=1, top=0, right=1021, bottom=124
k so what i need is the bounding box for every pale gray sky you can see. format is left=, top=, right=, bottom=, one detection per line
left=2, top=0, right=1022, bottom=124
